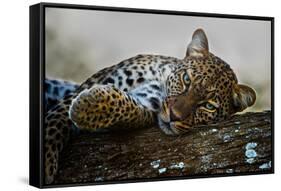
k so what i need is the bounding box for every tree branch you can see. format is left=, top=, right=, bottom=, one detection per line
left=54, top=111, right=272, bottom=184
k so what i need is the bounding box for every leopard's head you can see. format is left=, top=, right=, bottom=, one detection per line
left=159, top=29, right=256, bottom=134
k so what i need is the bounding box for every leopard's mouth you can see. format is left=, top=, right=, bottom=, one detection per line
left=158, top=116, right=192, bottom=135
left=157, top=116, right=176, bottom=135
left=158, top=101, right=191, bottom=135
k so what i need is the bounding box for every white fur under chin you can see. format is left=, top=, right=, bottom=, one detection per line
left=157, top=115, right=179, bottom=135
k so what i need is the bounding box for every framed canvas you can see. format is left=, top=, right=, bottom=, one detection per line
left=29, top=2, right=274, bottom=188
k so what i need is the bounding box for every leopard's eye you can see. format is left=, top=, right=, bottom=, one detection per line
left=205, top=102, right=216, bottom=111
left=183, top=73, right=190, bottom=84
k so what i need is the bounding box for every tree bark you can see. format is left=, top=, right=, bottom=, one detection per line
left=55, top=110, right=272, bottom=184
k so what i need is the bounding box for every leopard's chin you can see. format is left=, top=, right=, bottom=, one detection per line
left=157, top=115, right=178, bottom=135
left=158, top=103, right=179, bottom=135
left=158, top=112, right=192, bottom=135
left=158, top=113, right=180, bottom=135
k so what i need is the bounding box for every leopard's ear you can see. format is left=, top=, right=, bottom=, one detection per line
left=185, top=28, right=209, bottom=58
left=232, top=84, right=256, bottom=112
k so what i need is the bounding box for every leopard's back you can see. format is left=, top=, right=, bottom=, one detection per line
left=46, top=54, right=184, bottom=112
left=77, top=54, right=183, bottom=94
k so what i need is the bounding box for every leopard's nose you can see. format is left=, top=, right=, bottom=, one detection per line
left=166, top=97, right=180, bottom=121
left=170, top=109, right=182, bottom=122
left=170, top=111, right=178, bottom=122
left=166, top=97, right=176, bottom=107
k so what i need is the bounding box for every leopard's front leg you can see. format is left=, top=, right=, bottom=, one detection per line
left=69, top=85, right=155, bottom=131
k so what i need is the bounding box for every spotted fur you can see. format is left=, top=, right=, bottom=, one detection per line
left=45, top=79, right=79, bottom=111
left=44, top=29, right=256, bottom=184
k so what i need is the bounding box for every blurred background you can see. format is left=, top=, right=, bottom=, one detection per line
left=45, top=8, right=271, bottom=112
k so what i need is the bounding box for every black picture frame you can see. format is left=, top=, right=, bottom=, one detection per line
left=30, top=2, right=274, bottom=188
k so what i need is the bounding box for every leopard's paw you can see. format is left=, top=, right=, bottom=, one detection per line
left=69, top=85, right=130, bottom=130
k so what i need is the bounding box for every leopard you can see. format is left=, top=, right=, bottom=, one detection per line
left=45, top=78, right=79, bottom=111
left=44, top=28, right=256, bottom=184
